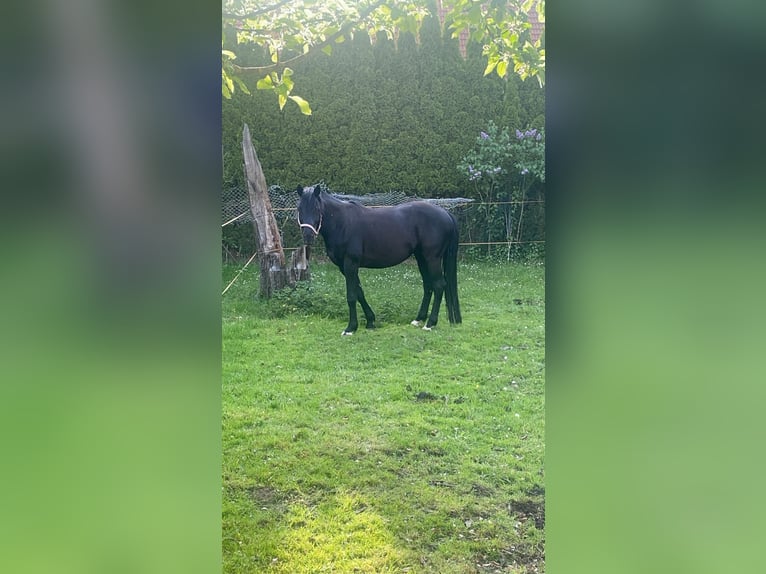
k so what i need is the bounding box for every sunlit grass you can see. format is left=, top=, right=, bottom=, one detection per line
left=223, top=259, right=544, bottom=573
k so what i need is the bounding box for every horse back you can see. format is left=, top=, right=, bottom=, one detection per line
left=393, top=202, right=454, bottom=248
left=346, top=201, right=454, bottom=267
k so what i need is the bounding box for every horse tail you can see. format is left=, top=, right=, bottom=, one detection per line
left=443, top=213, right=462, bottom=324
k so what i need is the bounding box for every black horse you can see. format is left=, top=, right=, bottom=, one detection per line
left=296, top=185, right=462, bottom=335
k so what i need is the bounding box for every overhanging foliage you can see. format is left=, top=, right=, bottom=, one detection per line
left=222, top=0, right=544, bottom=113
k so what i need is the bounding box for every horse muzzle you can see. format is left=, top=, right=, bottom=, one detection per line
left=298, top=213, right=322, bottom=245
left=301, top=225, right=319, bottom=245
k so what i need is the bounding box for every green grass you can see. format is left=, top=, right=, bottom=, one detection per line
left=223, top=259, right=545, bottom=573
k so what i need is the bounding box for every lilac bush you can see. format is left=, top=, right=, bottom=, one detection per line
left=458, top=121, right=511, bottom=187
left=512, top=127, right=545, bottom=183
left=458, top=121, right=545, bottom=258
left=458, top=121, right=545, bottom=190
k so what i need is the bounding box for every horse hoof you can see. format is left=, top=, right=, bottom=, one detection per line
left=422, top=325, right=432, bottom=331
left=411, top=320, right=422, bottom=327
left=341, top=331, right=354, bottom=336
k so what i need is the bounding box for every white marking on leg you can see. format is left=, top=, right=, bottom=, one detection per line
left=341, top=331, right=354, bottom=336
left=422, top=325, right=432, bottom=331
left=411, top=320, right=422, bottom=327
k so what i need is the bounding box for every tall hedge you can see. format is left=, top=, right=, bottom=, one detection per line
left=223, top=13, right=543, bottom=195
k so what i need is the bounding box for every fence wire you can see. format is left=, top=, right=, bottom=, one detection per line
left=222, top=182, right=544, bottom=265
left=222, top=182, right=475, bottom=227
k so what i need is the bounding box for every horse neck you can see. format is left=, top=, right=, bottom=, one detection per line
left=318, top=195, right=350, bottom=241
left=319, top=194, right=345, bottom=224
left=321, top=193, right=345, bottom=212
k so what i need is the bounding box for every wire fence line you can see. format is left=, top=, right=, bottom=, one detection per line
left=223, top=200, right=546, bottom=226
left=222, top=251, right=258, bottom=295
left=221, top=211, right=248, bottom=227
left=222, top=183, right=545, bottom=268
left=222, top=183, right=477, bottom=227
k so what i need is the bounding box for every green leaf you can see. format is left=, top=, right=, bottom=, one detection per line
left=322, top=45, right=333, bottom=56
left=275, top=81, right=290, bottom=108
left=221, top=50, right=236, bottom=60
left=233, top=76, right=250, bottom=95
left=289, top=95, right=312, bottom=115
left=281, top=69, right=294, bottom=92
left=483, top=58, right=498, bottom=76
left=496, top=59, right=508, bottom=78
left=467, top=4, right=482, bottom=25
left=256, top=75, right=274, bottom=90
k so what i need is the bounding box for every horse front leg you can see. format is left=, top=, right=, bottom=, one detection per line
left=342, top=260, right=360, bottom=336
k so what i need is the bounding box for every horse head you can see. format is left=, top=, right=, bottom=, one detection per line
left=296, top=184, right=323, bottom=245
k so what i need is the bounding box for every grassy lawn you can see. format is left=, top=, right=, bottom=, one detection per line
left=222, top=259, right=545, bottom=573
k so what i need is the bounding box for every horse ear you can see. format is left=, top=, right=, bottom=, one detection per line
left=296, top=185, right=303, bottom=196
left=313, top=185, right=321, bottom=197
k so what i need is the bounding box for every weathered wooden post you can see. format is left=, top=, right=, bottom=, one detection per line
left=288, top=244, right=310, bottom=284
left=241, top=123, right=309, bottom=297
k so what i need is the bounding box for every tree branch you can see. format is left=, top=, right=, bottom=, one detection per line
left=222, top=0, right=293, bottom=20
left=232, top=0, right=387, bottom=75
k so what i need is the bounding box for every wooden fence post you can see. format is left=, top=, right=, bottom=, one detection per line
left=242, top=123, right=288, bottom=297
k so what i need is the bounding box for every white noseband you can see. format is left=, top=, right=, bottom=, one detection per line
left=297, top=211, right=322, bottom=236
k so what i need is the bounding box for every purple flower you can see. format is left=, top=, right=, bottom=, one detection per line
left=516, top=129, right=523, bottom=139
left=536, top=133, right=542, bottom=141
left=521, top=168, right=529, bottom=175
left=480, top=131, right=489, bottom=139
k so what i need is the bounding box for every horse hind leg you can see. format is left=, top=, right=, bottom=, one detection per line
left=356, top=279, right=376, bottom=329
left=412, top=253, right=433, bottom=327
left=424, top=260, right=446, bottom=330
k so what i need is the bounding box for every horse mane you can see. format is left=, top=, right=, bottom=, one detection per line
left=321, top=191, right=363, bottom=208
left=330, top=193, right=367, bottom=207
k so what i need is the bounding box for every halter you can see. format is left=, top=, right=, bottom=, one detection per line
left=297, top=209, right=322, bottom=236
